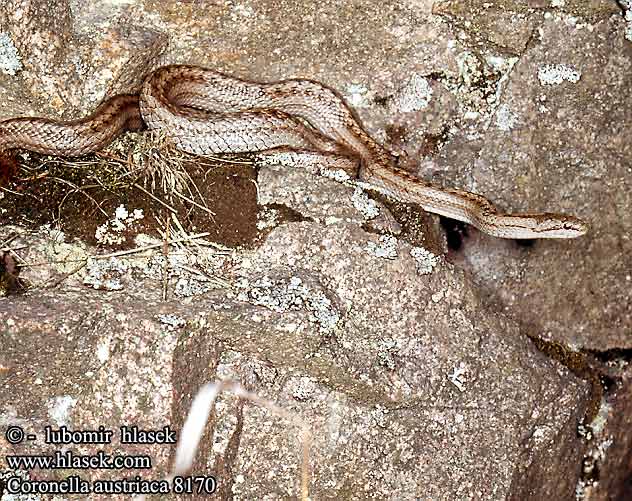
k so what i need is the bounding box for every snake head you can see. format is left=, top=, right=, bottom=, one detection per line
left=533, top=214, right=589, bottom=238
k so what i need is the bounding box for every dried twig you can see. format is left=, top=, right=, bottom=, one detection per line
left=134, top=380, right=312, bottom=501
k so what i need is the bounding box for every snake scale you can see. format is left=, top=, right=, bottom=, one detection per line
left=0, top=64, right=587, bottom=239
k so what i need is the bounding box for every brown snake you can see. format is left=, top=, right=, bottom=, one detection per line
left=0, top=64, right=587, bottom=239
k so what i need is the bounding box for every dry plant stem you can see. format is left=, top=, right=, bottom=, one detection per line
left=21, top=231, right=216, bottom=268
left=132, top=183, right=178, bottom=213
left=41, top=261, right=87, bottom=289
left=0, top=65, right=588, bottom=239
left=133, top=380, right=312, bottom=501
left=161, top=214, right=171, bottom=301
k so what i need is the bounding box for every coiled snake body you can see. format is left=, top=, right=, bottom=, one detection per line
left=0, top=64, right=587, bottom=239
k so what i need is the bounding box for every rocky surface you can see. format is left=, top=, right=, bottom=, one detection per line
left=1, top=0, right=631, bottom=499
left=442, top=13, right=632, bottom=351
left=1, top=218, right=591, bottom=500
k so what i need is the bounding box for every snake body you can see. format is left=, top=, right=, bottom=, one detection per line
left=0, top=64, right=587, bottom=239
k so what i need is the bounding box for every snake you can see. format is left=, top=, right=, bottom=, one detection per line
left=0, top=64, right=587, bottom=239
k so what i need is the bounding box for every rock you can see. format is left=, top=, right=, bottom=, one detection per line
left=1, top=0, right=629, bottom=499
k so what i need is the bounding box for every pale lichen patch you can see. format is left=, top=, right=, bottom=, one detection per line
left=495, top=103, right=519, bottom=131
left=366, top=235, right=398, bottom=260
left=537, top=64, right=581, bottom=85
left=447, top=362, right=468, bottom=392
left=84, top=257, right=128, bottom=291
left=236, top=275, right=340, bottom=333
left=0, top=32, right=22, bottom=75
left=410, top=246, right=440, bottom=275
left=391, top=73, right=433, bottom=113
left=290, top=376, right=317, bottom=401
left=351, top=187, right=380, bottom=219
left=346, top=82, right=370, bottom=108
left=94, top=205, right=144, bottom=246
left=47, top=395, right=77, bottom=427
left=623, top=0, right=632, bottom=41
left=157, top=314, right=186, bottom=330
